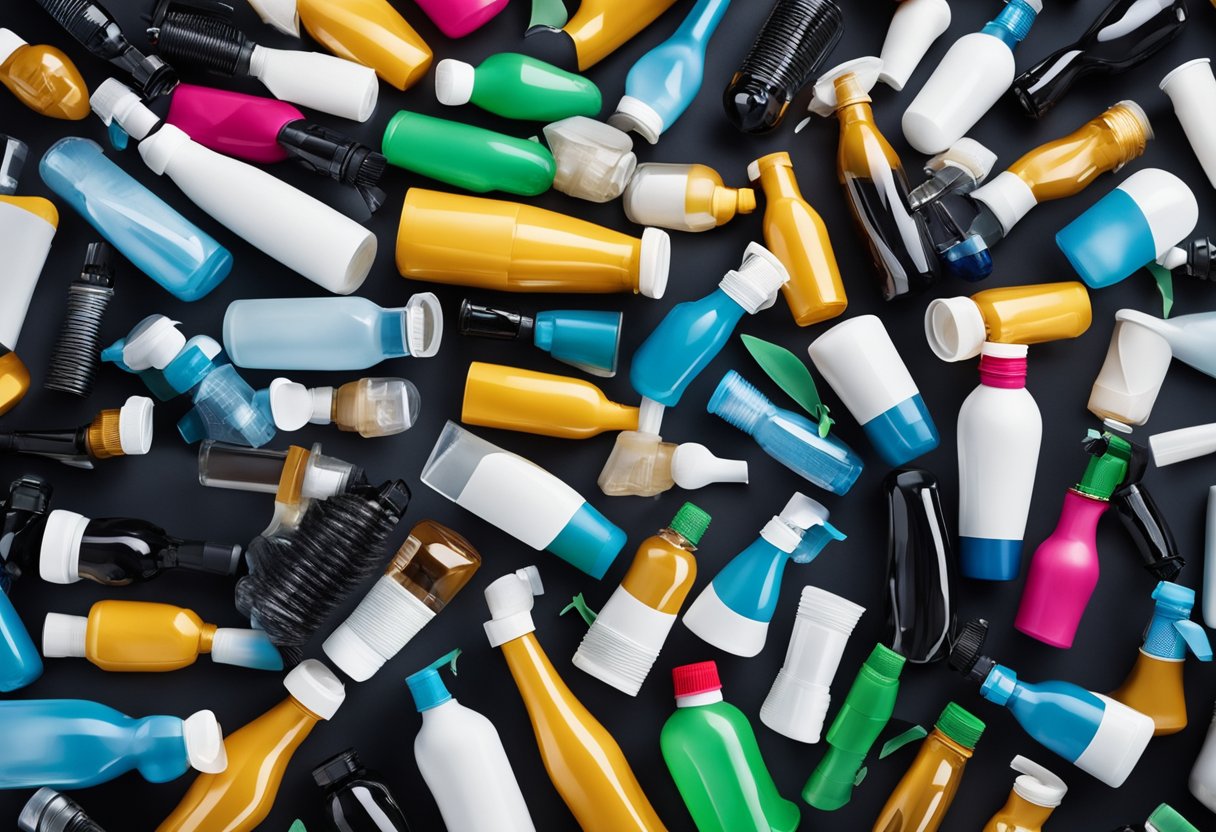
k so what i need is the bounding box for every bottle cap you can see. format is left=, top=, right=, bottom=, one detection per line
left=947, top=618, right=991, bottom=679
left=284, top=659, right=346, bottom=720
left=458, top=300, right=533, bottom=341
left=667, top=502, right=711, bottom=547
left=0, top=29, right=27, bottom=66
left=1147, top=803, right=1200, bottom=832
left=434, top=59, right=476, bottom=107
left=311, top=748, right=363, bottom=789
left=547, top=503, right=627, bottom=580
left=719, top=242, right=790, bottom=313
left=761, top=493, right=832, bottom=553
left=806, top=56, right=883, bottom=116
left=182, top=709, right=227, bottom=773
left=484, top=566, right=543, bottom=648
left=117, top=315, right=187, bottom=371
left=405, top=293, right=443, bottom=358
left=17, top=788, right=82, bottom=832
left=1008, top=755, right=1068, bottom=807
left=268, top=378, right=322, bottom=431
left=245, top=0, right=300, bottom=35
left=0, top=134, right=27, bottom=195
left=89, top=78, right=160, bottom=141
left=118, top=395, right=155, bottom=455
left=404, top=648, right=461, bottom=712
left=935, top=701, right=985, bottom=749
left=38, top=509, right=88, bottom=584
left=924, top=296, right=986, bottom=361
left=162, top=336, right=222, bottom=393
left=638, top=227, right=671, bottom=300
left=1076, top=430, right=1132, bottom=499
left=672, top=660, right=722, bottom=698
left=864, top=642, right=907, bottom=679
left=41, top=613, right=87, bottom=658
left=210, top=628, right=284, bottom=671
left=670, top=443, right=749, bottom=489
left=608, top=95, right=664, bottom=145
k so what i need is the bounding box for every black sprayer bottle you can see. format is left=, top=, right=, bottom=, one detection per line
left=313, top=749, right=412, bottom=832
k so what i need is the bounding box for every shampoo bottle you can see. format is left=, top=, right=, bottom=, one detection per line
left=435, top=53, right=602, bottom=121
left=458, top=302, right=622, bottom=378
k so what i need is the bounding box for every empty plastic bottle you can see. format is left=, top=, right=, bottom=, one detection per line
left=415, top=0, right=508, bottom=37
left=924, top=282, right=1092, bottom=363
left=623, top=163, right=755, bottom=232
left=436, top=53, right=601, bottom=121
left=0, top=27, right=88, bottom=119
left=983, top=756, right=1068, bottom=832
left=312, top=749, right=413, bottom=832
left=18, top=788, right=106, bottom=832
left=543, top=117, right=637, bottom=203
left=458, top=302, right=622, bottom=378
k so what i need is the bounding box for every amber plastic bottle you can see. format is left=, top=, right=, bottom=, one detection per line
left=0, top=29, right=88, bottom=119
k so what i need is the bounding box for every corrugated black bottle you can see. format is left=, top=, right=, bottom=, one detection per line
left=313, top=749, right=412, bottom=832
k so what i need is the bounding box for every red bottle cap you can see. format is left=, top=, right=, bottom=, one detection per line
left=672, top=661, right=722, bottom=698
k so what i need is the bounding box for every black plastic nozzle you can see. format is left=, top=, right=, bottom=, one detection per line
left=1179, top=236, right=1213, bottom=281
left=1, top=474, right=54, bottom=580
left=37, top=0, right=177, bottom=97
left=148, top=0, right=254, bottom=78
left=948, top=618, right=995, bottom=682
left=458, top=300, right=534, bottom=341
left=277, top=121, right=387, bottom=214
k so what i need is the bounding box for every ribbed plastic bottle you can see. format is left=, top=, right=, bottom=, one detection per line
left=458, top=302, right=622, bottom=377
left=623, top=163, right=755, bottom=232
left=435, top=53, right=601, bottom=121
left=924, top=282, right=1092, bottom=362
left=312, top=749, right=412, bottom=832
left=983, top=756, right=1068, bottom=832
left=0, top=27, right=88, bottom=119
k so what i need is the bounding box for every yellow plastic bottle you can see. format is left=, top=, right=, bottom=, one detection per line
left=462, top=361, right=639, bottom=439
left=484, top=567, right=668, bottom=832
left=983, top=756, right=1068, bottom=832
left=748, top=152, right=846, bottom=326
left=542, top=0, right=681, bottom=71
left=925, top=281, right=1093, bottom=362
left=396, top=188, right=671, bottom=299
left=157, top=660, right=345, bottom=832
left=0, top=28, right=89, bottom=119
left=623, top=163, right=756, bottom=232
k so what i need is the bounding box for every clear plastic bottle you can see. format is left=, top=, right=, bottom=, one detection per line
left=266, top=377, right=420, bottom=438
left=312, top=749, right=412, bottom=832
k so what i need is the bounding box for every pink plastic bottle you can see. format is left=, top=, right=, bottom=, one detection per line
left=1014, top=430, right=1132, bottom=648
left=413, top=0, right=509, bottom=38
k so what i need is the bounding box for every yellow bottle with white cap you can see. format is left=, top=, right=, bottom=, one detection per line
left=983, top=756, right=1068, bottom=832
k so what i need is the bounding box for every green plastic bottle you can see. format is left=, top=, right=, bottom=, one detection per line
left=381, top=111, right=556, bottom=196
left=660, top=660, right=800, bottom=832
left=803, top=643, right=906, bottom=811
left=434, top=53, right=602, bottom=122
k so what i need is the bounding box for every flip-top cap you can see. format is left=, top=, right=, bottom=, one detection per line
left=925, top=296, right=986, bottom=361
left=435, top=59, right=476, bottom=107
left=638, top=228, right=671, bottom=300
left=405, top=293, right=443, bottom=358
left=246, top=0, right=300, bottom=36
left=284, top=659, right=346, bottom=720
left=182, top=709, right=227, bottom=773
left=719, top=242, right=789, bottom=313
left=1010, top=755, right=1068, bottom=807
left=119, top=316, right=187, bottom=371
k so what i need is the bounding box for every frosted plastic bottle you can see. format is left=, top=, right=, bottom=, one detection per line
left=458, top=302, right=622, bottom=377
left=623, top=163, right=756, bottom=232
left=483, top=567, right=668, bottom=831
left=0, top=700, right=226, bottom=788
left=902, top=0, right=1044, bottom=154
left=983, top=756, right=1068, bottom=832
left=957, top=343, right=1043, bottom=581
left=435, top=53, right=602, bottom=121
left=0, top=28, right=88, bottom=119
left=661, top=661, right=800, bottom=832
left=223, top=295, right=443, bottom=371
left=878, top=0, right=951, bottom=91
left=158, top=660, right=346, bottom=832
left=312, top=750, right=412, bottom=832
left=414, top=0, right=508, bottom=38
left=40, top=137, right=233, bottom=302
left=90, top=79, right=377, bottom=296
left=406, top=649, right=536, bottom=831
left=525, top=0, right=681, bottom=72
left=18, top=788, right=106, bottom=832
left=543, top=117, right=637, bottom=203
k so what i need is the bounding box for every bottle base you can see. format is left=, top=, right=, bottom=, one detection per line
left=959, top=537, right=1022, bottom=581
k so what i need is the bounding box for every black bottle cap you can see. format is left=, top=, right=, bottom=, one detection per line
left=80, top=242, right=117, bottom=288
left=1185, top=236, right=1212, bottom=281
left=149, top=0, right=254, bottom=77
left=312, top=748, right=364, bottom=788
left=276, top=121, right=387, bottom=213
left=520, top=25, right=577, bottom=73
left=947, top=619, right=989, bottom=676
left=458, top=300, right=534, bottom=341
left=6, top=474, right=53, bottom=516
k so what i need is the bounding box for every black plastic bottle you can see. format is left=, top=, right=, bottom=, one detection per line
left=883, top=469, right=957, bottom=664
left=19, top=788, right=106, bottom=832
left=1, top=475, right=53, bottom=589
left=313, top=749, right=412, bottom=832
left=1110, top=433, right=1183, bottom=581
left=1011, top=0, right=1187, bottom=118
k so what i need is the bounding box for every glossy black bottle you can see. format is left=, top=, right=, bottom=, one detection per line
left=1110, top=437, right=1183, bottom=581
left=313, top=749, right=412, bottom=832
left=1011, top=0, right=1188, bottom=118
left=883, top=469, right=957, bottom=664
left=1, top=475, right=53, bottom=590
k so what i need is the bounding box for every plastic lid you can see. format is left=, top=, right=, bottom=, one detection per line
left=90, top=78, right=160, bottom=141
left=1147, top=804, right=1199, bottom=832
left=405, top=293, right=443, bottom=358
left=948, top=619, right=990, bottom=676
left=762, top=492, right=831, bottom=552
left=312, top=749, right=364, bottom=789
left=120, top=316, right=187, bottom=371
left=638, top=227, right=671, bottom=300
left=434, top=59, right=476, bottom=107
left=925, top=296, right=986, bottom=361
left=269, top=378, right=319, bottom=431
left=458, top=300, right=531, bottom=341
left=41, top=613, right=87, bottom=658
left=609, top=95, right=664, bottom=145
left=484, top=566, right=543, bottom=648
left=38, top=509, right=87, bottom=584
left=0, top=134, right=27, bottom=195
left=1118, top=169, right=1200, bottom=257
left=118, top=396, right=155, bottom=455
left=1077, top=430, right=1132, bottom=499
left=0, top=30, right=26, bottom=71
left=720, top=242, right=790, bottom=314
left=668, top=502, right=711, bottom=546
left=1151, top=580, right=1195, bottom=619
left=865, top=643, right=907, bottom=679
left=672, top=660, right=721, bottom=698
left=284, top=659, right=346, bottom=720
left=1009, top=755, right=1068, bottom=807
left=163, top=337, right=222, bottom=393
left=245, top=0, right=300, bottom=36
left=182, top=710, right=228, bottom=773
left=807, top=57, right=883, bottom=116
left=671, top=443, right=749, bottom=490
left=935, top=701, right=985, bottom=749
left=405, top=648, right=460, bottom=712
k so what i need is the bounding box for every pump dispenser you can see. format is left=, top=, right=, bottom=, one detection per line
left=0, top=395, right=154, bottom=469
left=459, top=302, right=622, bottom=378
left=684, top=493, right=845, bottom=656
left=267, top=377, right=420, bottom=438
left=18, top=788, right=105, bottom=832
left=983, top=756, right=1068, bottom=832
left=624, top=163, right=755, bottom=232
left=0, top=28, right=88, bottom=119
left=436, top=54, right=601, bottom=121
left=524, top=0, right=681, bottom=72
left=483, top=567, right=668, bottom=832
left=925, top=282, right=1092, bottom=362
left=878, top=0, right=951, bottom=91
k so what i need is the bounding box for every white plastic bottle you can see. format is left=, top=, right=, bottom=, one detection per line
left=406, top=649, right=536, bottom=832
left=879, top=0, right=952, bottom=91
left=957, top=343, right=1042, bottom=583
left=88, top=79, right=376, bottom=296
left=902, top=0, right=1044, bottom=154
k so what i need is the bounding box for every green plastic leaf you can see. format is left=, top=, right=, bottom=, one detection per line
left=529, top=0, right=569, bottom=29
left=289, top=822, right=308, bottom=832
left=879, top=725, right=928, bottom=759
left=560, top=593, right=598, bottom=626
left=853, top=766, right=867, bottom=787
left=1147, top=262, right=1174, bottom=318
left=741, top=334, right=834, bottom=437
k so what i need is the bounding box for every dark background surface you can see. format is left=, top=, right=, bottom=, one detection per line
left=2, top=0, right=1215, bottom=830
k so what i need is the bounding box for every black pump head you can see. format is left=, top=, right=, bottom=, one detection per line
left=148, top=0, right=255, bottom=78
left=276, top=121, right=387, bottom=214
left=458, top=300, right=534, bottom=341
left=948, top=618, right=994, bottom=682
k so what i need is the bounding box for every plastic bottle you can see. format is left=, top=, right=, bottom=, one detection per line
left=1015, top=430, right=1132, bottom=648
left=872, top=702, right=985, bottom=831
left=803, top=644, right=907, bottom=811
left=435, top=53, right=602, bottom=121
left=723, top=0, right=843, bottom=133
left=0, top=475, right=52, bottom=693
left=0, top=700, right=226, bottom=788
left=18, top=788, right=106, bottom=832
left=322, top=520, right=480, bottom=682
left=223, top=295, right=442, bottom=371
left=949, top=619, right=1154, bottom=787
left=1191, top=705, right=1216, bottom=812
left=483, top=567, right=667, bottom=831
left=1012, top=0, right=1187, bottom=118
left=524, top=0, right=681, bottom=72
left=662, top=661, right=800, bottom=832
left=38, top=509, right=242, bottom=586
left=312, top=749, right=413, bottom=832
left=265, top=377, right=420, bottom=439
left=761, top=586, right=865, bottom=742
left=573, top=504, right=710, bottom=695
left=983, top=756, right=1068, bottom=832
left=1107, top=438, right=1182, bottom=582
left=1122, top=804, right=1202, bottom=832
left=422, top=422, right=626, bottom=579
left=1110, top=581, right=1212, bottom=735
left=406, top=650, right=535, bottom=831
left=40, top=137, right=233, bottom=302
left=158, top=660, right=345, bottom=832
left=0, top=28, right=88, bottom=119
left=749, top=152, right=846, bottom=325
left=0, top=395, right=154, bottom=469
left=878, top=0, right=951, bottom=91
left=458, top=302, right=622, bottom=378
left=684, top=493, right=845, bottom=656
left=902, top=0, right=1044, bottom=154
left=609, top=0, right=731, bottom=144
left=1161, top=59, right=1216, bottom=190
left=924, top=282, right=1092, bottom=362
left=623, top=163, right=755, bottom=232
left=806, top=58, right=939, bottom=301
left=543, top=117, right=638, bottom=203
left=597, top=432, right=748, bottom=498
left=396, top=188, right=671, bottom=299
left=42, top=600, right=283, bottom=672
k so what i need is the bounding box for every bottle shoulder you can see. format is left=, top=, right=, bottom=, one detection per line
left=0, top=195, right=58, bottom=229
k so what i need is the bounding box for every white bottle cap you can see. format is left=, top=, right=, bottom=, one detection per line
left=182, top=710, right=228, bottom=773
left=1160, top=58, right=1216, bottom=190
left=638, top=227, right=671, bottom=300
left=1010, top=755, right=1068, bottom=808
left=928, top=138, right=999, bottom=184
left=118, top=396, right=155, bottom=455
left=120, top=316, right=186, bottom=371
left=671, top=443, right=749, bottom=489
left=1149, top=423, right=1216, bottom=467
left=405, top=292, right=444, bottom=358
left=89, top=78, right=159, bottom=140
left=41, top=613, right=87, bottom=658
left=322, top=576, right=436, bottom=681
left=434, top=59, right=476, bottom=107
left=761, top=493, right=830, bottom=553
left=971, top=171, right=1039, bottom=236
left=38, top=509, right=88, bottom=585
left=1088, top=309, right=1173, bottom=426
left=0, top=28, right=28, bottom=65
left=268, top=378, right=322, bottom=431
left=284, top=659, right=346, bottom=720
left=245, top=0, right=301, bottom=36
left=719, top=242, right=790, bottom=313
left=925, top=296, right=986, bottom=361
left=1116, top=168, right=1199, bottom=257
left=608, top=95, right=664, bottom=145
left=807, top=57, right=884, bottom=117
left=878, top=0, right=952, bottom=91
left=484, top=566, right=544, bottom=648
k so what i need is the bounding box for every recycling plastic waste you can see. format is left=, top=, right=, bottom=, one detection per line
left=0, top=395, right=153, bottom=468
left=0, top=475, right=52, bottom=693
left=983, top=756, right=1068, bottom=832
left=1160, top=58, right=1216, bottom=190
left=543, top=117, right=636, bottom=202
left=311, top=749, right=413, bottom=832
left=435, top=53, right=601, bottom=120
left=524, top=0, right=680, bottom=73
left=623, top=163, right=755, bottom=232
left=264, top=377, right=420, bottom=438
left=458, top=301, right=622, bottom=377
left=18, top=788, right=105, bottom=832
left=35, top=0, right=175, bottom=97
left=878, top=0, right=951, bottom=91
left=0, top=27, right=88, bottom=119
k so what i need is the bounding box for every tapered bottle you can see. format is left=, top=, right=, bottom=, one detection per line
left=0, top=475, right=52, bottom=693
left=483, top=567, right=668, bottom=832
left=312, top=749, right=412, bottom=832
left=0, top=28, right=88, bottom=119
left=18, top=788, right=106, bottom=832
left=0, top=395, right=154, bottom=469
left=458, top=302, right=622, bottom=378
left=524, top=0, right=681, bottom=72
left=435, top=53, right=602, bottom=121
left=878, top=0, right=951, bottom=91
left=983, top=756, right=1068, bottom=832
left=925, top=282, right=1092, bottom=362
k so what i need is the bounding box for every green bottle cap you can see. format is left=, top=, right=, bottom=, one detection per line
left=865, top=643, right=906, bottom=680
left=934, top=702, right=985, bottom=749
left=1075, top=430, right=1132, bottom=500
left=1147, top=803, right=1200, bottom=832
left=668, top=502, right=711, bottom=546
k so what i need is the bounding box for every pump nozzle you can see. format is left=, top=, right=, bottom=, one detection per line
left=405, top=647, right=462, bottom=712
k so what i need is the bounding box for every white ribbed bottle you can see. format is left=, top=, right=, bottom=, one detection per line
left=572, top=588, right=673, bottom=697
left=323, top=577, right=435, bottom=681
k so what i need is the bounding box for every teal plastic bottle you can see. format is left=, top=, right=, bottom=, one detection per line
left=458, top=301, right=623, bottom=377
left=661, top=660, right=800, bottom=832
left=434, top=53, right=602, bottom=121
left=610, top=0, right=733, bottom=143
left=0, top=700, right=227, bottom=788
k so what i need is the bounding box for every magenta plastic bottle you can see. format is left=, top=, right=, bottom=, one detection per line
left=413, top=0, right=508, bottom=38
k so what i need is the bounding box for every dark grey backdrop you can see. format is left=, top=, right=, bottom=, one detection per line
left=2, top=1, right=1215, bottom=830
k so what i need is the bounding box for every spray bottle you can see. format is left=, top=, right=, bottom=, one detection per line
left=458, top=301, right=622, bottom=378
left=0, top=395, right=154, bottom=468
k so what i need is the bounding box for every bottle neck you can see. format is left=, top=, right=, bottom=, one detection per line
left=657, top=527, right=695, bottom=552
left=379, top=309, right=408, bottom=359
left=834, top=74, right=874, bottom=126
left=755, top=161, right=803, bottom=201
left=978, top=353, right=1027, bottom=389
left=675, top=0, right=730, bottom=44
left=982, top=0, right=1039, bottom=48
left=675, top=690, right=723, bottom=708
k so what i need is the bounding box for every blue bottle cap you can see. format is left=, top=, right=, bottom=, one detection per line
left=547, top=502, right=627, bottom=579
left=405, top=648, right=461, bottom=712
left=862, top=394, right=940, bottom=467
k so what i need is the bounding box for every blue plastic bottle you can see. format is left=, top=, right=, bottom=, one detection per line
left=38, top=137, right=233, bottom=302
left=0, top=700, right=227, bottom=789
left=223, top=294, right=444, bottom=371
left=707, top=370, right=862, bottom=495
left=0, top=475, right=53, bottom=693
left=458, top=301, right=623, bottom=377
left=610, top=0, right=733, bottom=143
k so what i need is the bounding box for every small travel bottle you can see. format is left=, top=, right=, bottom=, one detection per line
left=0, top=27, right=88, bottom=119
left=983, top=756, right=1068, bottom=832
left=524, top=0, right=680, bottom=72
left=0, top=395, right=154, bottom=469
left=623, top=163, right=755, bottom=232
left=435, top=54, right=602, bottom=121
left=312, top=749, right=413, bottom=832
left=266, top=377, right=420, bottom=438
left=925, top=282, right=1092, bottom=362
left=18, top=788, right=106, bottom=832
left=458, top=301, right=623, bottom=377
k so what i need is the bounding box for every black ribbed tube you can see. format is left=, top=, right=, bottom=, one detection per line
left=46, top=243, right=115, bottom=398
left=151, top=2, right=254, bottom=77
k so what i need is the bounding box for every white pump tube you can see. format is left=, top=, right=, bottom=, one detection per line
left=249, top=45, right=379, bottom=123
left=1149, top=423, right=1216, bottom=467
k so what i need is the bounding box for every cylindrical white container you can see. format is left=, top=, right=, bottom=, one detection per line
left=1149, top=423, right=1216, bottom=467
left=1088, top=309, right=1174, bottom=426
left=572, top=588, right=674, bottom=697
left=1193, top=702, right=1216, bottom=812
left=879, top=0, right=951, bottom=91
left=1160, top=58, right=1216, bottom=190
left=957, top=343, right=1042, bottom=582
left=1204, top=487, right=1216, bottom=631
left=760, top=585, right=864, bottom=743
left=322, top=577, right=435, bottom=681
left=249, top=45, right=379, bottom=123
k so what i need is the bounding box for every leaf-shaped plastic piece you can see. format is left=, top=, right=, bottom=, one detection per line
left=741, top=334, right=834, bottom=437
left=1147, top=262, right=1175, bottom=318
left=560, top=593, right=598, bottom=626
left=530, top=0, right=569, bottom=29
left=879, top=725, right=928, bottom=759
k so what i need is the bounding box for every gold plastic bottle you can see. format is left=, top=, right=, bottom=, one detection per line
left=553, top=0, right=680, bottom=71
left=925, top=281, right=1093, bottom=361
left=158, top=660, right=345, bottom=832
left=484, top=567, right=668, bottom=832
left=462, top=361, right=639, bottom=439
left=983, top=756, right=1067, bottom=832
left=396, top=188, right=671, bottom=299
left=0, top=28, right=89, bottom=119
left=749, top=152, right=846, bottom=326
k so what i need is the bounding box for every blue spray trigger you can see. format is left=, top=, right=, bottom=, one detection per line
left=1175, top=620, right=1212, bottom=661
left=792, top=520, right=846, bottom=564
left=107, top=121, right=129, bottom=151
